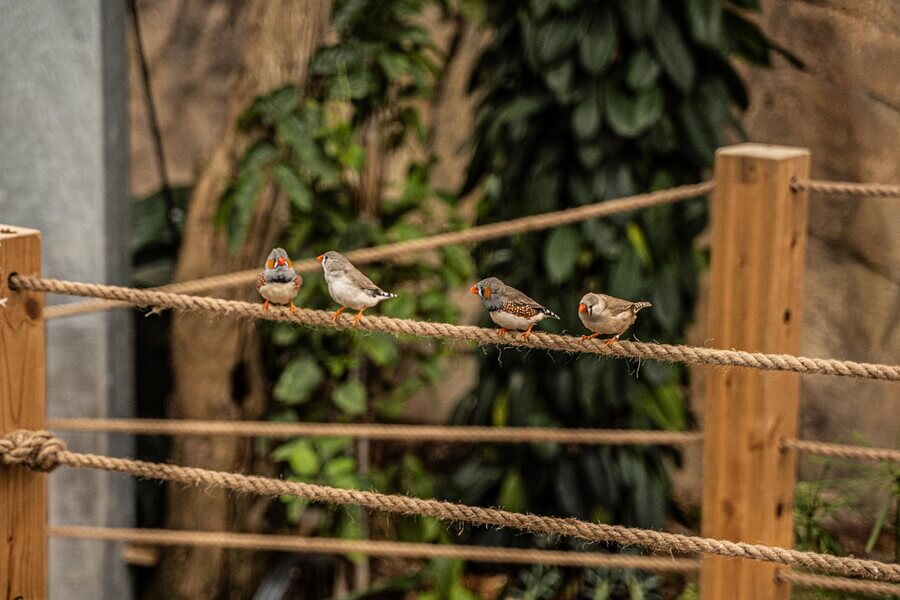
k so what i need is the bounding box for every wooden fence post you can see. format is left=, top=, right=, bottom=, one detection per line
left=0, top=225, right=46, bottom=599
left=701, top=145, right=809, bottom=598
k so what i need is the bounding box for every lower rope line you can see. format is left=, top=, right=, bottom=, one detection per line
left=2, top=431, right=898, bottom=582
left=41, top=181, right=714, bottom=320
left=12, top=275, right=900, bottom=381
left=782, top=439, right=900, bottom=463
left=778, top=571, right=900, bottom=597
left=46, top=418, right=703, bottom=446
left=48, top=526, right=700, bottom=572
left=792, top=179, right=900, bottom=197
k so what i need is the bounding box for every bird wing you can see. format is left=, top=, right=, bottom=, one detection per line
left=501, top=285, right=558, bottom=318
left=599, top=294, right=638, bottom=316
left=256, top=272, right=266, bottom=291
left=292, top=274, right=303, bottom=294
left=346, top=264, right=389, bottom=297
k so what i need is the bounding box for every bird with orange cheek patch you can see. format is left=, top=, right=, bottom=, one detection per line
left=257, top=248, right=303, bottom=313
left=470, top=277, right=559, bottom=341
left=578, top=292, right=651, bottom=347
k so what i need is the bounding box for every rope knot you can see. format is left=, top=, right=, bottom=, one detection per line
left=0, top=429, right=66, bottom=472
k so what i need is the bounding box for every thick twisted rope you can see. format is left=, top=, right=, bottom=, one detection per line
left=0, top=429, right=67, bottom=472
left=47, top=418, right=703, bottom=446
left=3, top=431, right=898, bottom=581
left=41, top=181, right=713, bottom=320
left=782, top=439, right=900, bottom=463
left=12, top=274, right=900, bottom=382
left=778, top=571, right=900, bottom=597
left=48, top=526, right=700, bottom=572
left=792, top=179, right=900, bottom=197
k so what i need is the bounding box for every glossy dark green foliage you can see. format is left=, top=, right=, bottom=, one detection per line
left=454, top=0, right=779, bottom=559
left=217, top=0, right=472, bottom=549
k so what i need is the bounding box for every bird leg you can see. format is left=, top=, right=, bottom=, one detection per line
left=580, top=332, right=601, bottom=341
left=331, top=307, right=347, bottom=323
left=521, top=324, right=535, bottom=342
left=352, top=308, right=366, bottom=326
left=497, top=328, right=508, bottom=336
left=289, top=301, right=296, bottom=315
left=263, top=300, right=270, bottom=312
left=602, top=335, right=620, bottom=348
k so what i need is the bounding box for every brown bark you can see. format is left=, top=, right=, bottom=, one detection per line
left=153, top=2, right=331, bottom=598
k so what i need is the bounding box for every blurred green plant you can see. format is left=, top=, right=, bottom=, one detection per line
left=215, top=0, right=472, bottom=555
left=452, top=0, right=794, bottom=566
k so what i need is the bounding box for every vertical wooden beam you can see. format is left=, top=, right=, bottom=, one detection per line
left=0, top=225, right=46, bottom=600
left=701, top=145, right=809, bottom=599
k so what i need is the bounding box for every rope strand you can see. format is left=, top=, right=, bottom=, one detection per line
left=792, top=179, right=900, bottom=197
left=778, top=571, right=900, bottom=597
left=13, top=274, right=900, bottom=382
left=2, top=430, right=897, bottom=582
left=48, top=526, right=700, bottom=572
left=47, top=418, right=702, bottom=446
left=782, top=439, right=900, bottom=463
left=41, top=182, right=713, bottom=320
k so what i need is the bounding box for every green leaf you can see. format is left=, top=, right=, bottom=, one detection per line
left=536, top=18, right=576, bottom=65
left=543, top=60, right=573, bottom=101
left=238, top=85, right=298, bottom=127
left=650, top=263, right=683, bottom=332
left=272, top=439, right=319, bottom=476
left=626, top=48, right=661, bottom=90
left=441, top=244, right=475, bottom=285
left=571, top=85, right=602, bottom=139
left=271, top=323, right=301, bottom=346
left=577, top=142, right=603, bottom=169
left=378, top=51, right=412, bottom=79
left=865, top=495, right=892, bottom=553
left=605, top=83, right=664, bottom=138
left=652, top=8, right=695, bottom=91
left=272, top=163, right=313, bottom=211
left=578, top=7, right=615, bottom=74
left=218, top=142, right=277, bottom=253
left=333, top=380, right=367, bottom=415
left=324, top=455, right=357, bottom=479
left=276, top=115, right=339, bottom=185
left=274, top=356, right=324, bottom=405
left=498, top=470, right=527, bottom=513
left=618, top=0, right=659, bottom=39
left=543, top=226, right=581, bottom=283
left=626, top=222, right=653, bottom=267
left=358, top=333, right=399, bottom=367
left=686, top=0, right=722, bottom=46
left=327, top=69, right=376, bottom=100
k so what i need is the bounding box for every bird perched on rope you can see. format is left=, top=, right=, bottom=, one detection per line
left=257, top=248, right=303, bottom=313
left=470, top=277, right=559, bottom=341
left=578, top=292, right=651, bottom=347
left=317, top=251, right=398, bottom=325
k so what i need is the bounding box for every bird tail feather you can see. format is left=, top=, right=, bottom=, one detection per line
left=632, top=302, right=651, bottom=313
left=541, top=308, right=561, bottom=320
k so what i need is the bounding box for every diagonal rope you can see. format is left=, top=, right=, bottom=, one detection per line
left=778, top=571, right=900, bottom=597
left=3, top=430, right=898, bottom=582
left=41, top=181, right=713, bottom=320
left=48, top=526, right=700, bottom=572
left=46, top=418, right=703, bottom=446
left=792, top=179, right=900, bottom=197
left=12, top=274, right=900, bottom=381
left=782, top=439, right=900, bottom=463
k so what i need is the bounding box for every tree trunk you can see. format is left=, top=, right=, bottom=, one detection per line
left=152, top=2, right=330, bottom=598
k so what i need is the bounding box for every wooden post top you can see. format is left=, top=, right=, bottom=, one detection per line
left=716, top=143, right=810, bottom=159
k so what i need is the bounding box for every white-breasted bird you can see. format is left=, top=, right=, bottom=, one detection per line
left=578, top=292, right=651, bottom=346
left=257, top=248, right=303, bottom=313
left=317, top=251, right=398, bottom=325
left=470, top=277, right=559, bottom=341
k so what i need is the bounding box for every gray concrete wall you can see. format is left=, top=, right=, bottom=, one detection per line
left=0, top=2, right=133, bottom=599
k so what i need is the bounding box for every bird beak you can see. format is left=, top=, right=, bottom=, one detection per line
left=316, top=255, right=324, bottom=263
left=470, top=285, right=478, bottom=294
left=276, top=257, right=287, bottom=267
left=578, top=303, right=588, bottom=314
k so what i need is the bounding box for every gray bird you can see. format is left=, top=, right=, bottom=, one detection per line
left=470, top=277, right=559, bottom=341
left=257, top=248, right=303, bottom=312
left=317, top=251, right=398, bottom=325
left=578, top=292, right=651, bottom=346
